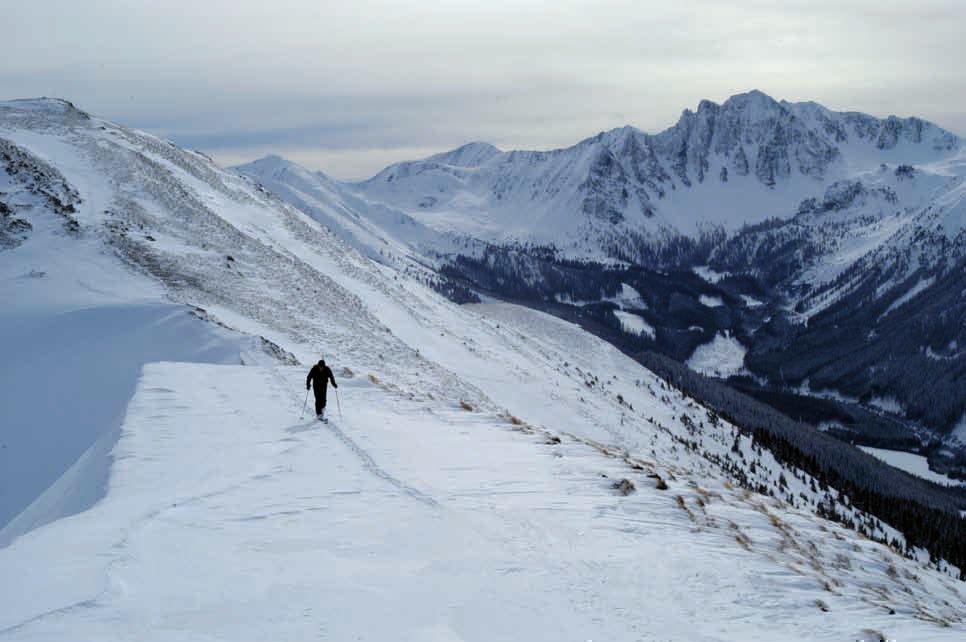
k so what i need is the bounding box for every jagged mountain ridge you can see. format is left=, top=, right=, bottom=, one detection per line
left=344, top=90, right=959, bottom=260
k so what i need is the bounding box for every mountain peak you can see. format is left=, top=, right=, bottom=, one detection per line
left=720, top=89, right=783, bottom=114
left=235, top=155, right=333, bottom=183
left=426, top=142, right=502, bottom=167
left=248, top=154, right=289, bottom=166
left=0, top=97, right=90, bottom=120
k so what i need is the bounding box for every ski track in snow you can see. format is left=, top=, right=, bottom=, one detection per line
left=265, top=364, right=442, bottom=510
left=327, top=421, right=441, bottom=510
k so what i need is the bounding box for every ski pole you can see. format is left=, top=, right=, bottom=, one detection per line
left=300, top=388, right=309, bottom=420
left=336, top=388, right=343, bottom=420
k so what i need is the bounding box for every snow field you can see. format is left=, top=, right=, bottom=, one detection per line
left=686, top=332, right=748, bottom=379
left=613, top=309, right=656, bottom=338
left=0, top=198, right=256, bottom=534
left=858, top=447, right=966, bottom=487
left=2, top=362, right=963, bottom=641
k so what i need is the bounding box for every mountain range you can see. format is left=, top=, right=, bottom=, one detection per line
left=236, top=90, right=965, bottom=476
left=2, top=94, right=965, bottom=639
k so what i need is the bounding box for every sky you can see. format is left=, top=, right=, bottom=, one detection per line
left=5, top=0, right=965, bottom=180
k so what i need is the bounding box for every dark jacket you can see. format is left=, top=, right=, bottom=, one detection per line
left=306, top=362, right=337, bottom=394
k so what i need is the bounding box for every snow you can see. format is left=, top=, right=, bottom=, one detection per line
left=868, top=396, right=905, bottom=415
left=233, top=155, right=456, bottom=267
left=795, top=379, right=860, bottom=406
left=0, top=303, right=251, bottom=541
left=699, top=294, right=724, bottom=307
left=612, top=282, right=645, bottom=307
left=925, top=342, right=960, bottom=361
left=881, top=276, right=936, bottom=318
left=687, top=332, right=748, bottom=378
left=2, top=98, right=965, bottom=640
left=2, top=362, right=963, bottom=640
left=858, top=447, right=966, bottom=487
left=0, top=208, right=256, bottom=534
left=693, top=265, right=730, bottom=283
left=338, top=92, right=961, bottom=262
left=613, top=309, right=655, bottom=338
left=554, top=283, right=646, bottom=309
left=932, top=172, right=966, bottom=239
left=953, top=415, right=966, bottom=442
left=740, top=294, right=765, bottom=308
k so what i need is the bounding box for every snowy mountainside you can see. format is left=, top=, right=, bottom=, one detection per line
left=233, top=154, right=464, bottom=266
left=254, top=91, right=961, bottom=449
left=707, top=150, right=966, bottom=438
left=0, top=97, right=485, bottom=532
left=344, top=90, right=959, bottom=260
left=1, top=98, right=965, bottom=639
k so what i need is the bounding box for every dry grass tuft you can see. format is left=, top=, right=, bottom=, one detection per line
left=734, top=532, right=752, bottom=550
left=613, top=479, right=636, bottom=496
left=459, top=400, right=474, bottom=412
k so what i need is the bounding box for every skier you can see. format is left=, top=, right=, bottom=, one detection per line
left=306, top=358, right=338, bottom=422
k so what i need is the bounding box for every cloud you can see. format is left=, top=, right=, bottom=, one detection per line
left=4, top=0, right=964, bottom=179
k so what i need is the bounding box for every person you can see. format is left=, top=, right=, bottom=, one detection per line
left=306, top=358, right=338, bottom=421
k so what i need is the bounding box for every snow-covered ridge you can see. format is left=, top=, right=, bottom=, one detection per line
left=2, top=97, right=965, bottom=639
left=233, top=154, right=462, bottom=266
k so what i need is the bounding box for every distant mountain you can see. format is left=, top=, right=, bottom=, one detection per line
left=233, top=154, right=452, bottom=265
left=342, top=90, right=959, bottom=261
left=237, top=90, right=965, bottom=470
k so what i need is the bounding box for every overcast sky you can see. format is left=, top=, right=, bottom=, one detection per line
left=6, top=0, right=965, bottom=179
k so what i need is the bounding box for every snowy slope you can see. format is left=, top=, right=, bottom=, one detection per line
left=1, top=98, right=964, bottom=640
left=0, top=121, right=269, bottom=533
left=233, top=155, right=463, bottom=266
left=240, top=94, right=964, bottom=374
left=2, top=361, right=964, bottom=641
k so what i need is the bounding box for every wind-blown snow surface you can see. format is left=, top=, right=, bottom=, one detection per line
left=0, top=199, right=258, bottom=535
left=3, top=357, right=964, bottom=641
left=2, top=99, right=965, bottom=640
